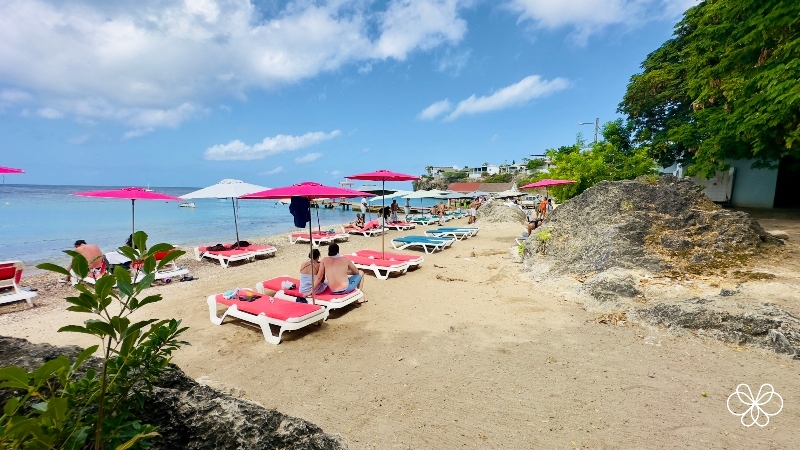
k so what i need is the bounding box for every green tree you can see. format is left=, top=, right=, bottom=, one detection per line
left=484, top=173, right=513, bottom=183
left=620, top=0, right=800, bottom=176
left=545, top=121, right=657, bottom=200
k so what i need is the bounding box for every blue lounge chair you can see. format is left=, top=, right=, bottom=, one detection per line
left=391, top=236, right=455, bottom=253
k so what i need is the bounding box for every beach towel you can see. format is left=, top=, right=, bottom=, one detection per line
left=289, top=196, right=311, bottom=228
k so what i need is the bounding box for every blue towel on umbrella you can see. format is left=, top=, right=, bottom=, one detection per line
left=289, top=196, right=311, bottom=228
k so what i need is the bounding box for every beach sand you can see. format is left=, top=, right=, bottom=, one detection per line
left=3, top=217, right=800, bottom=449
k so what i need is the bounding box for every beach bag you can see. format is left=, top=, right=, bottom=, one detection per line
left=208, top=244, right=227, bottom=251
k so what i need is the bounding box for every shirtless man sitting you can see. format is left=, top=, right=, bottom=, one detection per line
left=313, top=243, right=366, bottom=302
left=66, top=240, right=105, bottom=282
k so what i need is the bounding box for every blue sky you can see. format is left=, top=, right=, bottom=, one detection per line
left=0, top=0, right=694, bottom=188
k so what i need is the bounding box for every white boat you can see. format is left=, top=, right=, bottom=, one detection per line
left=179, top=202, right=196, bottom=208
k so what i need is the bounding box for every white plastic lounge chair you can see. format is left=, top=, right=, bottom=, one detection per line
left=0, top=261, right=37, bottom=307
left=343, top=254, right=409, bottom=280
left=435, top=226, right=480, bottom=236
left=70, top=259, right=119, bottom=286
left=390, top=236, right=454, bottom=254
left=207, top=288, right=328, bottom=344
left=342, top=220, right=386, bottom=237
left=352, top=250, right=423, bottom=268
left=407, top=216, right=438, bottom=225
left=289, top=232, right=337, bottom=246
left=194, top=246, right=256, bottom=268
left=131, top=248, right=189, bottom=283
left=384, top=221, right=416, bottom=230
left=226, top=243, right=278, bottom=258
left=256, top=276, right=364, bottom=311
left=424, top=228, right=472, bottom=241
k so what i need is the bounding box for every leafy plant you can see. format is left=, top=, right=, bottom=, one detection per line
left=0, top=231, right=188, bottom=450
left=534, top=228, right=552, bottom=255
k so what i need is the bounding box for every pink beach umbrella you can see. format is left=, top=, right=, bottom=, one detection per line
left=345, top=169, right=419, bottom=259
left=520, top=179, right=576, bottom=198
left=72, top=187, right=181, bottom=238
left=0, top=166, right=24, bottom=174
left=241, top=182, right=374, bottom=303
left=1, top=165, right=24, bottom=184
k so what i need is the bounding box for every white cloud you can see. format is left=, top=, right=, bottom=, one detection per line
left=508, top=0, right=697, bottom=43
left=436, top=49, right=471, bottom=74
left=445, top=75, right=568, bottom=120
left=330, top=170, right=342, bottom=176
left=123, top=128, right=154, bottom=140
left=295, top=152, right=323, bottom=164
left=37, top=107, right=63, bottom=119
left=261, top=166, right=284, bottom=175
left=417, top=99, right=452, bottom=120
left=358, top=63, right=373, bottom=74
left=204, top=130, right=340, bottom=161
left=0, top=0, right=470, bottom=131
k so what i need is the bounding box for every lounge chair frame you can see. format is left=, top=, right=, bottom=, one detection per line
left=0, top=261, right=37, bottom=307
left=207, top=294, right=328, bottom=345
left=255, top=276, right=364, bottom=311
left=194, top=247, right=256, bottom=268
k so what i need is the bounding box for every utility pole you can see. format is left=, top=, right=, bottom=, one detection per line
left=579, top=118, right=599, bottom=143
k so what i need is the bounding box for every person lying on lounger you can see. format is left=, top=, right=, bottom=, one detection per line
left=314, top=243, right=367, bottom=302
left=346, top=214, right=365, bottom=229
left=299, top=249, right=328, bottom=297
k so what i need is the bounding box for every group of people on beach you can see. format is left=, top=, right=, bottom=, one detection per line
left=299, top=244, right=366, bottom=302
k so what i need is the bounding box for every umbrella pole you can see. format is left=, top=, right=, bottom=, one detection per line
left=308, top=201, right=315, bottom=305
left=231, top=198, right=241, bottom=245
left=316, top=206, right=321, bottom=232
left=381, top=180, right=385, bottom=259
left=131, top=199, right=135, bottom=240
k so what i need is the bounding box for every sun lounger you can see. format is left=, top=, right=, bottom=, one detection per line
left=256, top=276, right=364, bottom=310
left=435, top=227, right=480, bottom=236
left=390, top=236, right=454, bottom=254
left=424, top=228, right=473, bottom=240
left=351, top=250, right=423, bottom=268
left=207, top=288, right=328, bottom=344
left=384, top=221, right=416, bottom=230
left=342, top=220, right=386, bottom=237
left=343, top=254, right=409, bottom=280
left=289, top=231, right=345, bottom=246
left=0, top=261, right=37, bottom=307
left=194, top=246, right=256, bottom=268
left=226, top=243, right=278, bottom=258
left=70, top=259, right=115, bottom=286
left=406, top=216, right=438, bottom=225
left=129, top=247, right=190, bottom=283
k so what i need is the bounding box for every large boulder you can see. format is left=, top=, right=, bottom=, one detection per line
left=524, top=176, right=781, bottom=276
left=476, top=201, right=526, bottom=223
left=0, top=336, right=348, bottom=450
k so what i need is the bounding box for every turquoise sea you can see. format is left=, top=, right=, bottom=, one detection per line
left=0, top=184, right=436, bottom=268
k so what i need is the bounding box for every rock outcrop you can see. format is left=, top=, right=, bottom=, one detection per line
left=476, top=201, right=526, bottom=224
left=524, top=175, right=781, bottom=276
left=0, top=336, right=348, bottom=450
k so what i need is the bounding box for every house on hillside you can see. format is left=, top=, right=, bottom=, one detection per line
left=426, top=166, right=461, bottom=179
left=498, top=163, right=531, bottom=175
left=468, top=164, right=500, bottom=179
left=448, top=182, right=516, bottom=194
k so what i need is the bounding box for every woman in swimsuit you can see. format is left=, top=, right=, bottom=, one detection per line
left=299, top=249, right=327, bottom=296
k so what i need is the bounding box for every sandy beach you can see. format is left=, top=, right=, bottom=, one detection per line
left=2, top=215, right=800, bottom=449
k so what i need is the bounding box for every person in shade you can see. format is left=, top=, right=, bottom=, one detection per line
left=299, top=249, right=327, bottom=297
left=390, top=199, right=400, bottom=223
left=314, top=243, right=366, bottom=302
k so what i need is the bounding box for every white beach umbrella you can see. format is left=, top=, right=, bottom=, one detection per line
left=180, top=179, right=268, bottom=244
left=494, top=189, right=525, bottom=198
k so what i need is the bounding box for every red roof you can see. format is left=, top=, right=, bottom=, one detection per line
left=448, top=182, right=481, bottom=193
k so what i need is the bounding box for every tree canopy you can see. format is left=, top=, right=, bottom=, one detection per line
left=544, top=121, right=657, bottom=201
left=619, top=0, right=800, bottom=177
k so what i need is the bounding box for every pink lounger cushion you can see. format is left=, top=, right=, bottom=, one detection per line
left=343, top=255, right=406, bottom=268
left=259, top=276, right=355, bottom=301
left=213, top=289, right=322, bottom=322
left=201, top=249, right=251, bottom=257
left=352, top=250, right=422, bottom=263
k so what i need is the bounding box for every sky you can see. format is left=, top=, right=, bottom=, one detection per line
left=0, top=0, right=696, bottom=188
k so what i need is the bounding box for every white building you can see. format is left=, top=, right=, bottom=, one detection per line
left=468, top=165, right=500, bottom=179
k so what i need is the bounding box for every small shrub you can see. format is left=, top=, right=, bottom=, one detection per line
left=0, top=231, right=188, bottom=450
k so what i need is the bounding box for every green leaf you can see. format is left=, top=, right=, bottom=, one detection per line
left=3, top=397, right=20, bottom=416
left=114, top=265, right=133, bottom=285
left=132, top=231, right=148, bottom=253
left=95, top=275, right=116, bottom=299
left=58, top=325, right=100, bottom=337
left=33, top=356, right=70, bottom=384
left=0, top=366, right=30, bottom=386
left=73, top=345, right=99, bottom=371
left=85, top=320, right=116, bottom=338
left=136, top=295, right=162, bottom=309
left=40, top=397, right=68, bottom=422
left=155, top=249, right=184, bottom=270
left=69, top=253, right=90, bottom=279
left=143, top=256, right=156, bottom=275
left=64, top=426, right=91, bottom=450
left=116, top=246, right=139, bottom=263
left=35, top=262, right=70, bottom=276
left=115, top=431, right=161, bottom=450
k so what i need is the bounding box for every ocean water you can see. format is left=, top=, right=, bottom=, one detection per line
left=0, top=184, right=432, bottom=267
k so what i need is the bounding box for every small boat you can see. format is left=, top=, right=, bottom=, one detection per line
left=179, top=202, right=196, bottom=208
